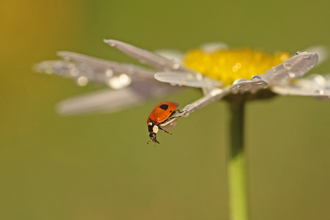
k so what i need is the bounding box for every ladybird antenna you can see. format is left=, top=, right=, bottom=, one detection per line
left=147, top=139, right=151, bottom=144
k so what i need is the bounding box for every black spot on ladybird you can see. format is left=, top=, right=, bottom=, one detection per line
left=159, top=104, right=169, bottom=110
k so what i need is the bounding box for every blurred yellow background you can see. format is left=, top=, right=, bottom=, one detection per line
left=1, top=0, right=330, bottom=219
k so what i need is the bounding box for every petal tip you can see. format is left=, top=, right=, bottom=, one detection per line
left=103, top=39, right=116, bottom=47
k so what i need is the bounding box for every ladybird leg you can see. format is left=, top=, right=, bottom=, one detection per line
left=168, top=112, right=183, bottom=120
left=165, top=109, right=183, bottom=121
left=158, top=126, right=172, bottom=135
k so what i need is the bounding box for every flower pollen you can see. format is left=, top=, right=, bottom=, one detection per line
left=183, top=48, right=290, bottom=85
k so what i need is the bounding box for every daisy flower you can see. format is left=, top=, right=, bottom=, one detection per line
left=35, top=40, right=328, bottom=220
left=34, top=40, right=327, bottom=116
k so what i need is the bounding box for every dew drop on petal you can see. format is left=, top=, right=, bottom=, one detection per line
left=315, top=89, right=325, bottom=95
left=108, top=74, right=131, bottom=89
left=283, top=63, right=292, bottom=70
left=196, top=73, right=203, bottom=81
left=289, top=72, right=296, bottom=78
left=296, top=51, right=301, bottom=55
left=303, top=53, right=310, bottom=59
left=233, top=78, right=248, bottom=85
left=77, top=76, right=88, bottom=86
left=119, top=74, right=130, bottom=83
left=108, top=77, right=121, bottom=89
left=311, top=74, right=326, bottom=85
left=251, top=75, right=262, bottom=81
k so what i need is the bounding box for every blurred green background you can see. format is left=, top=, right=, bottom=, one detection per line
left=1, top=0, right=330, bottom=219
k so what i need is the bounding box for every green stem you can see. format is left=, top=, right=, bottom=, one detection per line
left=228, top=100, right=249, bottom=220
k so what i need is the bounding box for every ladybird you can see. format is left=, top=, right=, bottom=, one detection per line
left=147, top=101, right=180, bottom=145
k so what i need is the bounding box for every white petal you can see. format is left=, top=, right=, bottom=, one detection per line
left=104, top=39, right=194, bottom=73
left=261, top=52, right=319, bottom=86
left=199, top=42, right=228, bottom=52
left=159, top=118, right=177, bottom=130
left=35, top=52, right=157, bottom=89
left=56, top=81, right=179, bottom=115
left=271, top=74, right=330, bottom=97
left=302, top=46, right=328, bottom=66
left=57, top=51, right=155, bottom=80
left=169, top=88, right=228, bottom=119
left=154, top=49, right=184, bottom=62
left=201, top=76, right=223, bottom=94
left=34, top=60, right=73, bottom=76
left=230, top=75, right=268, bottom=94
left=154, top=71, right=220, bottom=88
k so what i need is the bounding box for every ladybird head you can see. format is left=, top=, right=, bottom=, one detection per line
left=147, top=121, right=160, bottom=145
left=148, top=132, right=160, bottom=144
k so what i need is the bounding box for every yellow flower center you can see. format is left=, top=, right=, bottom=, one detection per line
left=183, top=48, right=290, bottom=85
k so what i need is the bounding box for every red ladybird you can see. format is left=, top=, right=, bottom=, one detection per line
left=147, top=101, right=180, bottom=145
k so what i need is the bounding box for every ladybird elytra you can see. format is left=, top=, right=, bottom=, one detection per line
left=147, top=101, right=180, bottom=145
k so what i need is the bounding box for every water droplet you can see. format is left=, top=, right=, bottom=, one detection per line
left=196, top=73, right=203, bottom=81
left=233, top=78, right=248, bottom=85
left=77, top=76, right=88, bottom=86
left=283, top=63, right=292, bottom=70
left=108, top=74, right=131, bottom=89
left=315, top=89, right=325, bottom=95
left=296, top=51, right=301, bottom=55
left=289, top=72, right=296, bottom=78
left=251, top=75, right=262, bottom=81
left=119, top=74, right=131, bottom=84
left=310, top=74, right=326, bottom=85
